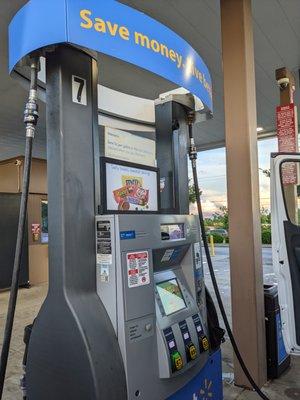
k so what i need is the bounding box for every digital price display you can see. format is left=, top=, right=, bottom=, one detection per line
left=161, top=224, right=185, bottom=241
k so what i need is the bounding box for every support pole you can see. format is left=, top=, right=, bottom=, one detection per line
left=26, top=46, right=127, bottom=400
left=276, top=67, right=296, bottom=106
left=220, top=0, right=267, bottom=388
left=155, top=101, right=190, bottom=215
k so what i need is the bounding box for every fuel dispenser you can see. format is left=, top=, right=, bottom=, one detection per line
left=94, top=93, right=223, bottom=399
left=0, top=43, right=224, bottom=399
left=96, top=214, right=213, bottom=399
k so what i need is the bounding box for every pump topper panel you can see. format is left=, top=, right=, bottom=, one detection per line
left=9, top=0, right=213, bottom=113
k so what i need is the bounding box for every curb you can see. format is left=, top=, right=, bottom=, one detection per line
left=213, top=244, right=272, bottom=248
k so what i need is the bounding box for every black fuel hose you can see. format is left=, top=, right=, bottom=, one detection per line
left=0, top=58, right=40, bottom=399
left=187, top=115, right=270, bottom=400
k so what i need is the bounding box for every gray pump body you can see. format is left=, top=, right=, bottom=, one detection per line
left=96, top=214, right=209, bottom=400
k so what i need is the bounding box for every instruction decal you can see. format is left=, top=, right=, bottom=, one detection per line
left=97, top=220, right=112, bottom=283
left=127, top=251, right=150, bottom=288
left=194, top=242, right=202, bottom=270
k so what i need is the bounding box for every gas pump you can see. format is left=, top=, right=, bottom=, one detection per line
left=3, top=46, right=223, bottom=400
left=0, top=1, right=225, bottom=398
left=93, top=93, right=223, bottom=400
left=95, top=212, right=219, bottom=399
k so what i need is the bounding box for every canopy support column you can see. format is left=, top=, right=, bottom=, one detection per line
left=220, top=0, right=267, bottom=389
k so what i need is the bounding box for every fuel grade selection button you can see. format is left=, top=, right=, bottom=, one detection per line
left=171, top=351, right=183, bottom=372
left=200, top=335, right=210, bottom=353
left=179, top=320, right=197, bottom=362
left=187, top=343, right=197, bottom=361
left=163, top=327, right=184, bottom=374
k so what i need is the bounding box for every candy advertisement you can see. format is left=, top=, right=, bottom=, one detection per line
left=106, top=162, right=158, bottom=212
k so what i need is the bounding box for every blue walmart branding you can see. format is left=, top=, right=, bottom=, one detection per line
left=9, top=0, right=213, bottom=112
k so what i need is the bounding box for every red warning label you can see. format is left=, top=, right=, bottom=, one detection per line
left=276, top=104, right=298, bottom=185
left=127, top=251, right=150, bottom=288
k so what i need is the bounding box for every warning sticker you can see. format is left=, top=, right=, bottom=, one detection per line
left=194, top=242, right=202, bottom=270
left=127, top=251, right=150, bottom=288
left=97, top=253, right=113, bottom=265
left=97, top=220, right=112, bottom=284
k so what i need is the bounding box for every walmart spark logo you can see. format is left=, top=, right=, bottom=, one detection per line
left=193, top=379, right=214, bottom=399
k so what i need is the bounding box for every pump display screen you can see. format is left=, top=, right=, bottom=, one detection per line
left=161, top=224, right=185, bottom=241
left=156, top=279, right=187, bottom=316
left=102, top=158, right=159, bottom=213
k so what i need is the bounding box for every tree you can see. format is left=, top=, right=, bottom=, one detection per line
left=260, top=207, right=271, bottom=225
left=206, top=206, right=229, bottom=230
left=205, top=206, right=270, bottom=230
left=188, top=179, right=202, bottom=204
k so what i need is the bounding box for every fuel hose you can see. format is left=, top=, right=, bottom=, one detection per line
left=0, top=57, right=40, bottom=399
left=187, top=112, right=271, bottom=400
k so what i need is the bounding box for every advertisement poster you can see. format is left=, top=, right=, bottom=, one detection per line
left=276, top=104, right=298, bottom=185
left=105, top=127, right=156, bottom=167
left=127, top=251, right=150, bottom=288
left=106, top=162, right=158, bottom=212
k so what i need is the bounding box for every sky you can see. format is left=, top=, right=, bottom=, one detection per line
left=190, top=137, right=278, bottom=217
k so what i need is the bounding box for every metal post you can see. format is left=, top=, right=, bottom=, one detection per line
left=276, top=68, right=296, bottom=106
left=26, top=46, right=127, bottom=400
left=221, top=0, right=267, bottom=388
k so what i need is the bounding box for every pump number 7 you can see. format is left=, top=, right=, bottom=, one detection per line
left=72, top=75, right=87, bottom=106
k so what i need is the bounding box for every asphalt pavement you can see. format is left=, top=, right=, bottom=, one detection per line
left=203, top=245, right=275, bottom=327
left=203, top=245, right=275, bottom=296
left=206, top=245, right=274, bottom=279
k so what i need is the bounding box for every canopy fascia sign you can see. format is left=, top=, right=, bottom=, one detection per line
left=9, top=0, right=213, bottom=113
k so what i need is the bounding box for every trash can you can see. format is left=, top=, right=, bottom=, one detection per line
left=264, top=284, right=291, bottom=379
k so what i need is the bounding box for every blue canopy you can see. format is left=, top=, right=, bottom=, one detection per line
left=9, top=0, right=213, bottom=112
